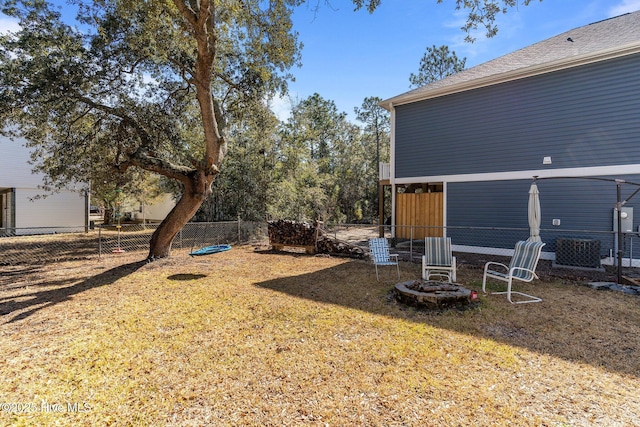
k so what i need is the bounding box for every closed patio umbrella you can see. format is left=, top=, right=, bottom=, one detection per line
left=528, top=182, right=541, bottom=242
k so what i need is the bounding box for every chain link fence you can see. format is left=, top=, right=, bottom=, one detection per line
left=322, top=223, right=632, bottom=270
left=0, top=222, right=267, bottom=266
left=2, top=221, right=638, bottom=272
left=0, top=227, right=98, bottom=266
left=97, top=222, right=267, bottom=257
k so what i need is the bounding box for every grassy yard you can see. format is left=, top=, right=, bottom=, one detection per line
left=1, top=246, right=639, bottom=426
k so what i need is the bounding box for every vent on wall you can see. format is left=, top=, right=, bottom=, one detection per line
left=554, top=237, right=602, bottom=270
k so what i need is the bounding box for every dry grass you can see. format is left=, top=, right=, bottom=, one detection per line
left=1, top=246, right=639, bottom=426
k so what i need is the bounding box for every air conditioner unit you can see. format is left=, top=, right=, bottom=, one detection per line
left=554, top=237, right=602, bottom=269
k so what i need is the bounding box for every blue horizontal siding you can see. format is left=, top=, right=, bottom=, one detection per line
left=395, top=53, right=640, bottom=178
left=447, top=176, right=640, bottom=253
left=448, top=181, right=532, bottom=229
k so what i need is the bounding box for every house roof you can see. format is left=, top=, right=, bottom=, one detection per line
left=380, top=10, right=640, bottom=110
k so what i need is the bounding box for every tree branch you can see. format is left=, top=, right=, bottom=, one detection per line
left=171, top=0, right=198, bottom=28
left=123, top=150, right=200, bottom=184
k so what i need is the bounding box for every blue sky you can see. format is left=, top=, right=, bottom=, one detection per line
left=279, top=0, right=640, bottom=120
left=2, top=0, right=640, bottom=121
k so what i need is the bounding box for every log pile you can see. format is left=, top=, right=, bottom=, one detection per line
left=268, top=220, right=318, bottom=246
left=267, top=220, right=365, bottom=259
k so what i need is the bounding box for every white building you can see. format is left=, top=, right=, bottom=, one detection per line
left=136, top=192, right=175, bottom=223
left=0, top=135, right=87, bottom=235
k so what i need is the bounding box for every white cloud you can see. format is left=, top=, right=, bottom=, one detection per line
left=0, top=16, right=21, bottom=35
left=609, top=0, right=640, bottom=16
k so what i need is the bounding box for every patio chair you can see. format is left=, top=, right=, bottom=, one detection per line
left=369, top=238, right=400, bottom=281
left=422, top=237, right=457, bottom=282
left=482, top=240, right=546, bottom=304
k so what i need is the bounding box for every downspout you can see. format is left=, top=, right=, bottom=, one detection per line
left=10, top=188, right=16, bottom=235
left=85, top=185, right=90, bottom=233
left=389, top=103, right=396, bottom=239
left=443, top=181, right=447, bottom=238
left=616, top=180, right=623, bottom=285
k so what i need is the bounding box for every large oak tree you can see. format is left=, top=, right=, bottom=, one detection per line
left=0, top=0, right=536, bottom=259
left=1, top=0, right=301, bottom=259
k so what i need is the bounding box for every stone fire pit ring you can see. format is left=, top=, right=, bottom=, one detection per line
left=394, top=280, right=475, bottom=309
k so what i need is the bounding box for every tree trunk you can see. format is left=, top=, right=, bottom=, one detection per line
left=147, top=170, right=214, bottom=259
left=103, top=208, right=113, bottom=225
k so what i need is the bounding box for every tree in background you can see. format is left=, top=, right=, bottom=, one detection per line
left=271, top=94, right=346, bottom=222
left=196, top=104, right=280, bottom=222
left=409, top=45, right=467, bottom=88
left=331, top=119, right=370, bottom=223
left=355, top=96, right=390, bottom=220
left=290, top=93, right=345, bottom=175
left=90, top=171, right=169, bottom=225
left=267, top=93, right=378, bottom=223
left=196, top=94, right=389, bottom=225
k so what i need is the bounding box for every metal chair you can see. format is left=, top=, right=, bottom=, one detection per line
left=482, top=240, right=546, bottom=304
left=369, top=238, right=400, bottom=281
left=422, top=237, right=457, bottom=282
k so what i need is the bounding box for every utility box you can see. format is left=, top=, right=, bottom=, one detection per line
left=613, top=207, right=634, bottom=232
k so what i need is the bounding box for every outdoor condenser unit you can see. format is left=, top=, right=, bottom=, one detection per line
left=554, top=237, right=602, bottom=269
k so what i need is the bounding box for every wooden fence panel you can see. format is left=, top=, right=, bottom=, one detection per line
left=396, top=193, right=443, bottom=239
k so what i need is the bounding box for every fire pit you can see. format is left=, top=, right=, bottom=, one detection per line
left=394, top=280, right=475, bottom=309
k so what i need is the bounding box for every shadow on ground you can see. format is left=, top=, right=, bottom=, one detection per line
left=255, top=257, right=640, bottom=378
left=0, top=261, right=146, bottom=324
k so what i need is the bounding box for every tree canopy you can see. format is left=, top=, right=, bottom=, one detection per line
left=0, top=0, right=302, bottom=258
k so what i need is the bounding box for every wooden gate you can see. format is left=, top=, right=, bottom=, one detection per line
left=395, top=192, right=443, bottom=239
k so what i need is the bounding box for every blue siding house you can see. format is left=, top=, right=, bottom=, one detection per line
left=380, top=11, right=640, bottom=265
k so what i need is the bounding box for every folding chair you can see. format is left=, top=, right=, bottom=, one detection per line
left=422, top=237, right=457, bottom=282
left=482, top=240, right=546, bottom=304
left=369, top=238, right=400, bottom=281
